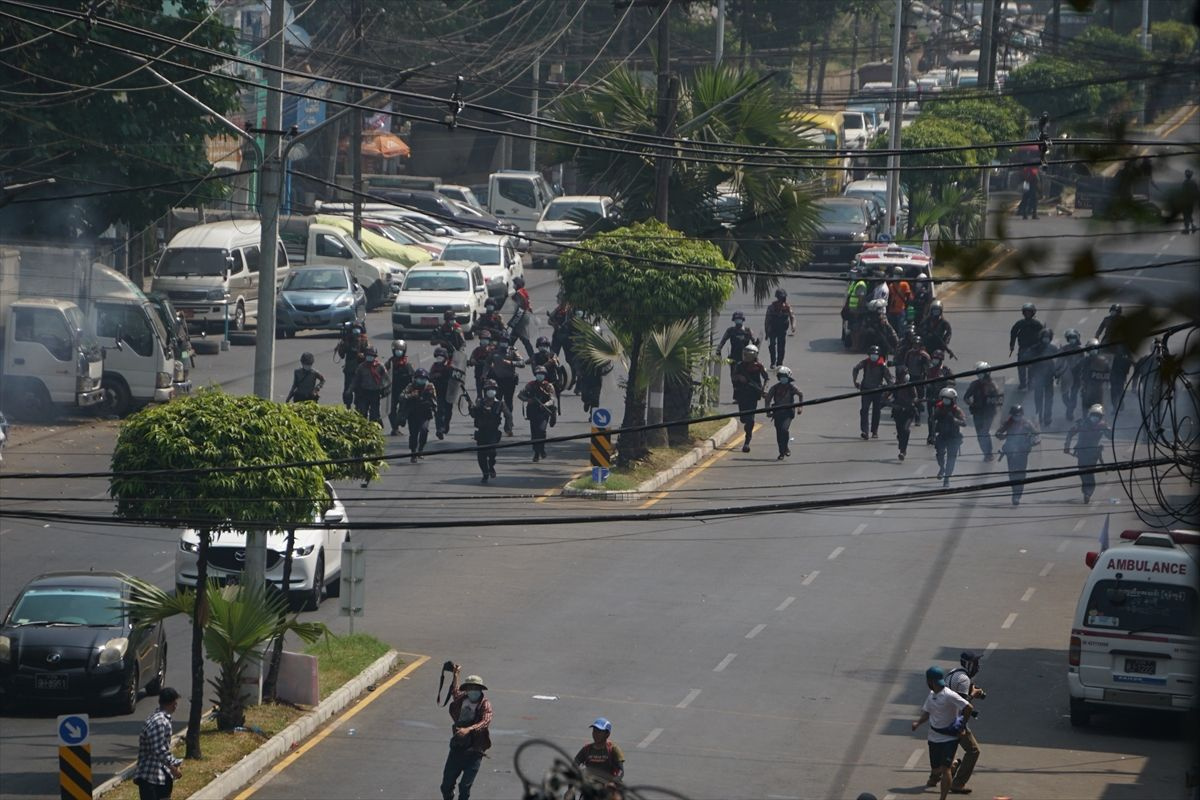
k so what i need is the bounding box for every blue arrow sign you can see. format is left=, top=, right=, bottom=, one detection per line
left=57, top=714, right=89, bottom=746
left=591, top=407, right=611, bottom=428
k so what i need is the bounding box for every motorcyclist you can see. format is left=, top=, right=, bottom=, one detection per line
left=719, top=311, right=760, bottom=385
left=931, top=387, right=966, bottom=487
left=924, top=349, right=954, bottom=444
left=1064, top=403, right=1109, bottom=503
left=350, top=346, right=390, bottom=427
left=507, top=275, right=535, bottom=359
left=853, top=344, right=894, bottom=440
left=572, top=718, right=625, bottom=791
left=917, top=299, right=954, bottom=359
left=1075, top=339, right=1111, bottom=418
left=518, top=365, right=556, bottom=462
left=860, top=299, right=900, bottom=360
left=431, top=310, right=467, bottom=357
left=889, top=366, right=919, bottom=461
left=763, top=289, right=796, bottom=369
left=335, top=319, right=369, bottom=408
left=467, top=330, right=495, bottom=398
left=486, top=334, right=523, bottom=436
left=1058, top=329, right=1084, bottom=421
left=286, top=352, right=325, bottom=403
left=765, top=365, right=803, bottom=459
left=401, top=368, right=437, bottom=463
left=386, top=340, right=415, bottom=436
left=1027, top=328, right=1058, bottom=427
left=429, top=346, right=456, bottom=440
left=731, top=343, right=767, bottom=452
left=963, top=362, right=1003, bottom=461
left=468, top=378, right=510, bottom=482
left=1008, top=303, right=1043, bottom=390
left=995, top=405, right=1040, bottom=506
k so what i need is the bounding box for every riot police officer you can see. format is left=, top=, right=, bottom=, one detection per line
left=731, top=343, right=767, bottom=452
left=519, top=365, right=556, bottom=462
left=469, top=379, right=510, bottom=482
left=931, top=387, right=966, bottom=487
left=765, top=365, right=802, bottom=459
left=1076, top=339, right=1111, bottom=418
left=387, top=339, right=414, bottom=436
left=350, top=347, right=390, bottom=426
left=963, top=362, right=1002, bottom=461
left=852, top=344, right=894, bottom=440
left=1058, top=329, right=1084, bottom=421
left=1064, top=404, right=1109, bottom=503
left=429, top=346, right=456, bottom=439
left=996, top=405, right=1039, bottom=506
left=401, top=368, right=437, bottom=462
left=1008, top=303, right=1043, bottom=390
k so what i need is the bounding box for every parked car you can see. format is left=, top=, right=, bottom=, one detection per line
left=377, top=190, right=518, bottom=235
left=391, top=261, right=489, bottom=338
left=275, top=265, right=366, bottom=337
left=0, top=571, right=167, bottom=714
left=844, top=178, right=909, bottom=227
left=435, top=184, right=484, bottom=211
left=175, top=482, right=349, bottom=611
left=439, top=234, right=524, bottom=306
left=532, top=195, right=617, bottom=267
left=810, top=197, right=876, bottom=267
left=359, top=218, right=442, bottom=257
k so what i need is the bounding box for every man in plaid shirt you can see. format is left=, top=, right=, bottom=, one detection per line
left=134, top=687, right=183, bottom=799
left=440, top=665, right=492, bottom=800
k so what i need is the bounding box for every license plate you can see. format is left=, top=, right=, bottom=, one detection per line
left=1124, top=658, right=1156, bottom=675
left=421, top=316, right=439, bottom=326
left=300, top=315, right=322, bottom=324
left=35, top=673, right=68, bottom=691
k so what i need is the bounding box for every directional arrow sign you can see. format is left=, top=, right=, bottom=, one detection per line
left=591, top=407, right=611, bottom=428
left=57, top=714, right=89, bottom=747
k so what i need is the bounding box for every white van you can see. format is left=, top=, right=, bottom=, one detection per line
left=152, top=221, right=288, bottom=333
left=1068, top=529, right=1199, bottom=726
left=487, top=170, right=558, bottom=231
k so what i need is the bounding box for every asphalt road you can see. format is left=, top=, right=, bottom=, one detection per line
left=1, top=135, right=1196, bottom=798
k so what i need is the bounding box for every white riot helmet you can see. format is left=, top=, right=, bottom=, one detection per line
left=1086, top=338, right=1100, bottom=348
left=742, top=343, right=759, bottom=360
left=776, top=366, right=793, bottom=379
left=939, top=387, right=958, bottom=401
left=391, top=339, right=406, bottom=352
left=1088, top=403, right=1105, bottom=417
left=975, top=361, right=990, bottom=373
left=867, top=298, right=886, bottom=312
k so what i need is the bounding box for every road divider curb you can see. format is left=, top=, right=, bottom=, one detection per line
left=558, top=418, right=739, bottom=502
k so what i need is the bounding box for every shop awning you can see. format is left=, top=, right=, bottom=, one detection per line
left=340, top=131, right=411, bottom=159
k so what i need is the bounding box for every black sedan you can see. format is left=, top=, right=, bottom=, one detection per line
left=809, top=197, right=876, bottom=268
left=0, top=572, right=166, bottom=714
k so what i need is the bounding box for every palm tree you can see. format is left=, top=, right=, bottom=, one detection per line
left=125, top=576, right=327, bottom=731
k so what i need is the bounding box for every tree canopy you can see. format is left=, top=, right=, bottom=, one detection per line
left=289, top=402, right=386, bottom=485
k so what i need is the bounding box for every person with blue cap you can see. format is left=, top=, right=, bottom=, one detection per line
left=912, top=665, right=974, bottom=800
left=573, top=717, right=625, bottom=785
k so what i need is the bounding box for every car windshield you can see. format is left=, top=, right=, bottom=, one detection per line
left=8, top=587, right=123, bottom=627
left=157, top=248, right=229, bottom=276
left=844, top=115, right=864, bottom=130
left=402, top=271, right=468, bottom=292
left=544, top=202, right=601, bottom=222
left=818, top=203, right=865, bottom=225
left=1085, top=579, right=1197, bottom=636
left=285, top=268, right=349, bottom=292
left=441, top=244, right=500, bottom=265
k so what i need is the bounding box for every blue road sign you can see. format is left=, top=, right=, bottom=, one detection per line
left=591, top=407, right=611, bottom=428
left=57, top=714, right=89, bottom=746
left=591, top=466, right=610, bottom=484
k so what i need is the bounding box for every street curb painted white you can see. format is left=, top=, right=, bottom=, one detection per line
left=94, top=650, right=399, bottom=799
left=559, top=418, right=739, bottom=502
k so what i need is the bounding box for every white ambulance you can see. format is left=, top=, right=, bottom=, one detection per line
left=1068, top=529, right=1198, bottom=726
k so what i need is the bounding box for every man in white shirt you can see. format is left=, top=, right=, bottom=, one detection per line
left=912, top=665, right=974, bottom=800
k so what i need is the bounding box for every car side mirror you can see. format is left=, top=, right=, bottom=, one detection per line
left=435, top=227, right=449, bottom=235
left=324, top=508, right=344, bottom=524
left=516, top=240, right=531, bottom=253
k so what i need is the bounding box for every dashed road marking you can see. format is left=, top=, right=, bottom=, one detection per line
left=1002, top=612, right=1018, bottom=629
left=638, top=728, right=663, bottom=749
left=904, top=748, right=923, bottom=770
left=985, top=641, right=999, bottom=657
left=1039, top=562, right=1054, bottom=577
left=801, top=571, right=820, bottom=586
left=1057, top=539, right=1070, bottom=553
left=852, top=523, right=868, bottom=536
left=746, top=624, right=766, bottom=639
left=676, top=689, right=701, bottom=709
left=1073, top=518, right=1087, bottom=532
left=1020, top=587, right=1036, bottom=602
left=1078, top=316, right=1089, bottom=325
left=828, top=547, right=844, bottom=560
left=873, top=508, right=885, bottom=516
left=713, top=653, right=737, bottom=672
left=152, top=560, right=173, bottom=574
left=775, top=596, right=795, bottom=611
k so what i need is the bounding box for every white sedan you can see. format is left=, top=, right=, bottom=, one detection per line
left=175, top=482, right=349, bottom=611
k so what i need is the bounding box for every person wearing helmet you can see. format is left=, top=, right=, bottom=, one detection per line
left=286, top=352, right=326, bottom=403
left=335, top=320, right=370, bottom=408
left=731, top=343, right=768, bottom=452
left=843, top=273, right=871, bottom=348
left=350, top=346, right=390, bottom=426
left=1008, top=303, right=1043, bottom=390
left=518, top=365, right=556, bottom=462
left=428, top=346, right=459, bottom=439
left=853, top=344, right=894, bottom=440
left=886, top=265, right=914, bottom=333
left=931, top=387, right=966, bottom=487
left=531, top=336, right=566, bottom=413
left=1076, top=338, right=1111, bottom=418
left=486, top=334, right=523, bottom=436
left=1095, top=304, right=1122, bottom=344
left=1064, top=404, right=1109, bottom=503
left=1025, top=328, right=1059, bottom=427
left=917, top=300, right=954, bottom=360
left=386, top=340, right=415, bottom=435
left=573, top=717, right=625, bottom=786
left=478, top=299, right=506, bottom=339
left=763, top=289, right=796, bottom=369
left=401, top=367, right=438, bottom=462
left=964, top=362, right=1003, bottom=461
left=719, top=311, right=761, bottom=390
left=765, top=365, right=803, bottom=459
left=1179, top=168, right=1197, bottom=234
left=432, top=310, right=467, bottom=356
left=1096, top=307, right=1133, bottom=410
left=547, top=295, right=578, bottom=383
left=468, top=378, right=510, bottom=482
left=1058, top=329, right=1084, bottom=420
left=861, top=298, right=900, bottom=359
left=467, top=330, right=495, bottom=397
left=995, top=404, right=1040, bottom=505
left=507, top=275, right=536, bottom=359
left=440, top=664, right=493, bottom=800
left=924, top=349, right=954, bottom=444
left=889, top=366, right=920, bottom=461
left=898, top=334, right=931, bottom=426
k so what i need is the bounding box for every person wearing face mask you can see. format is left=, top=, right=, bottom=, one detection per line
left=518, top=365, right=556, bottom=462
left=917, top=300, right=954, bottom=360
left=432, top=310, right=467, bottom=358
left=478, top=299, right=506, bottom=339
left=531, top=336, right=565, bottom=412
left=718, top=311, right=760, bottom=391
left=401, top=368, right=437, bottom=463
left=350, top=347, right=390, bottom=427
left=387, top=340, right=414, bottom=436
left=886, top=265, right=913, bottom=334
left=995, top=404, right=1040, bottom=506
left=548, top=294, right=572, bottom=356
left=1058, top=329, right=1084, bottom=421
left=929, top=652, right=987, bottom=795
left=335, top=320, right=369, bottom=409
left=853, top=345, right=894, bottom=440
left=963, top=362, right=1003, bottom=461
left=1008, top=303, right=1043, bottom=390
left=469, top=379, right=509, bottom=482
left=486, top=334, right=523, bottom=436
left=924, top=350, right=954, bottom=444
left=467, top=331, right=495, bottom=398
left=429, top=346, right=456, bottom=440
left=1076, top=339, right=1111, bottom=419
left=931, top=387, right=965, bottom=487
left=765, top=366, right=802, bottom=459
left=440, top=666, right=492, bottom=800
left=889, top=366, right=919, bottom=461
left=507, top=275, right=536, bottom=360
left=731, top=343, right=768, bottom=452
left=899, top=334, right=931, bottom=426
left=763, top=289, right=796, bottom=369
left=860, top=299, right=900, bottom=360
left=1064, top=404, right=1108, bottom=503
left=286, top=352, right=325, bottom=403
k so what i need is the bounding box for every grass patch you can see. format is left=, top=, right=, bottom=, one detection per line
left=568, top=417, right=732, bottom=492
left=103, top=633, right=393, bottom=800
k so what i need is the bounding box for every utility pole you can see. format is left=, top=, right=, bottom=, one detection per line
left=351, top=0, right=364, bottom=243
left=529, top=56, right=539, bottom=170
left=885, top=0, right=905, bottom=237
left=978, top=0, right=995, bottom=89
left=714, top=0, right=725, bottom=66
left=1050, top=0, right=1060, bottom=55
left=653, top=0, right=672, bottom=224
left=1140, top=0, right=1150, bottom=123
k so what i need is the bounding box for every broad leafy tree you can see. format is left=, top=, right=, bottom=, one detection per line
left=110, top=389, right=326, bottom=758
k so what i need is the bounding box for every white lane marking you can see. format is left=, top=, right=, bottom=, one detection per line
left=0, top=528, right=10, bottom=536
left=985, top=642, right=999, bottom=657
left=766, top=796, right=802, bottom=800
left=676, top=689, right=701, bottom=709
left=532, top=695, right=558, bottom=701
left=852, top=523, right=868, bottom=536
left=1073, top=518, right=1087, bottom=532
left=883, top=795, right=897, bottom=800
left=1039, top=562, right=1054, bottom=577
left=802, top=571, right=820, bottom=586
left=775, top=596, right=795, bottom=611
left=746, top=624, right=766, bottom=639
left=713, top=653, right=737, bottom=672
left=873, top=508, right=885, bottom=516
left=904, top=748, right=923, bottom=770
left=1020, top=587, right=1036, bottom=603
left=89, top=490, right=110, bottom=500
left=152, top=560, right=173, bottom=574
left=828, top=547, right=845, bottom=561
left=638, top=728, right=663, bottom=749
left=1078, top=316, right=1089, bottom=325
left=1002, top=613, right=1018, bottom=629
left=1135, top=269, right=1144, bottom=277
left=1057, top=539, right=1070, bottom=553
